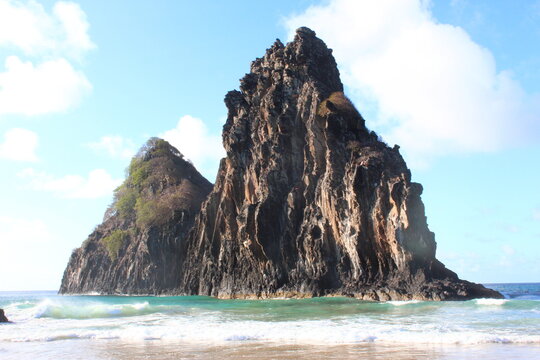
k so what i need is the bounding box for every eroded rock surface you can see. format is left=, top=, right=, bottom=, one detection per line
left=59, top=138, right=212, bottom=295
left=177, top=27, right=502, bottom=300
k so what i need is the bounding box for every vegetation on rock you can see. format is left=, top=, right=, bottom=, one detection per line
left=317, top=91, right=360, bottom=117
left=101, top=229, right=128, bottom=260
left=107, top=137, right=193, bottom=229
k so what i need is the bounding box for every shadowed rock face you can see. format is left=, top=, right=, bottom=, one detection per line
left=59, top=139, right=212, bottom=295
left=177, top=27, right=502, bottom=300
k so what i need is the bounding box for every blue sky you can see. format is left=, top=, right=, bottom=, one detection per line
left=0, top=0, right=538, bottom=291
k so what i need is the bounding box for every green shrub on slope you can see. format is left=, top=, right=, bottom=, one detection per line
left=101, top=229, right=128, bottom=260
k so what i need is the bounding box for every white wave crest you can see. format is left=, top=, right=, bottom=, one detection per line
left=386, top=300, right=422, bottom=306
left=475, top=299, right=508, bottom=306
left=27, top=299, right=154, bottom=319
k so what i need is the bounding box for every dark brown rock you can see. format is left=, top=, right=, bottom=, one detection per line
left=59, top=138, right=212, bottom=295
left=176, top=28, right=502, bottom=300
left=0, top=309, right=9, bottom=323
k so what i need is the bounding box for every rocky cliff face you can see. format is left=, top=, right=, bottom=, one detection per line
left=177, top=27, right=502, bottom=300
left=59, top=138, right=212, bottom=294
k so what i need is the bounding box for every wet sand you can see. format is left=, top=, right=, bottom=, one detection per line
left=2, top=340, right=540, bottom=360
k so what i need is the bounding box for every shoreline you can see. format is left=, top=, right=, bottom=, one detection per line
left=2, top=339, right=540, bottom=360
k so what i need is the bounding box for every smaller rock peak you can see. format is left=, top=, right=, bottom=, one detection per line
left=135, top=137, right=184, bottom=162
left=290, top=26, right=327, bottom=54
left=271, top=38, right=284, bottom=50
left=286, top=26, right=343, bottom=95
left=238, top=26, right=342, bottom=102
left=224, top=90, right=245, bottom=109
left=295, top=27, right=316, bottom=38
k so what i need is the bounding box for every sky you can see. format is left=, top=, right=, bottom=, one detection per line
left=0, top=0, right=539, bottom=291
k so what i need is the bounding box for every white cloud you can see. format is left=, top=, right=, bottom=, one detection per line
left=0, top=127, right=38, bottom=161
left=52, top=1, right=95, bottom=59
left=0, top=56, right=91, bottom=116
left=533, top=208, right=540, bottom=221
left=88, top=135, right=136, bottom=159
left=0, top=0, right=94, bottom=58
left=160, top=115, right=225, bottom=179
left=19, top=168, right=122, bottom=199
left=286, top=0, right=540, bottom=166
left=0, top=0, right=94, bottom=118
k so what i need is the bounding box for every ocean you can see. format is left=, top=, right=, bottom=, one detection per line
left=0, top=283, right=539, bottom=359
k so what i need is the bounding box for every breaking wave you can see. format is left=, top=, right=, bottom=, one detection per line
left=475, top=298, right=509, bottom=306
left=33, top=299, right=154, bottom=319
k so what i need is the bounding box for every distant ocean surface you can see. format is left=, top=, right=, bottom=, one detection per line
left=1, top=283, right=539, bottom=359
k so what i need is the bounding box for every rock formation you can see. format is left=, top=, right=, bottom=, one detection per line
left=59, top=138, right=212, bottom=294
left=60, top=27, right=502, bottom=301
left=176, top=27, right=502, bottom=300
left=0, top=309, right=10, bottom=323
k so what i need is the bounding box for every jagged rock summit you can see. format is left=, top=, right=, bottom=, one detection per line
left=60, top=28, right=502, bottom=300
left=176, top=27, right=502, bottom=300
left=60, top=138, right=212, bottom=294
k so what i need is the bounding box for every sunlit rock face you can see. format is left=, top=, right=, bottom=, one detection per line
left=177, top=27, right=502, bottom=300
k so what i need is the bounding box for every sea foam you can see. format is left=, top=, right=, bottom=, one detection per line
left=475, top=298, right=508, bottom=306
left=386, top=300, right=422, bottom=306
left=3, top=315, right=540, bottom=345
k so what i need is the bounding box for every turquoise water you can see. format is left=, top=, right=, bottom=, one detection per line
left=0, top=283, right=539, bottom=359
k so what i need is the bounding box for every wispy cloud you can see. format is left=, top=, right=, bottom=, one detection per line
left=0, top=127, right=38, bottom=161
left=286, top=0, right=540, bottom=167
left=501, top=244, right=515, bottom=256
left=438, top=250, right=481, bottom=275
left=87, top=135, right=136, bottom=160
left=499, top=245, right=517, bottom=268
left=18, top=168, right=122, bottom=199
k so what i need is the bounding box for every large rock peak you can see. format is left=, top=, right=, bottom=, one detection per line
left=178, top=27, right=502, bottom=300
